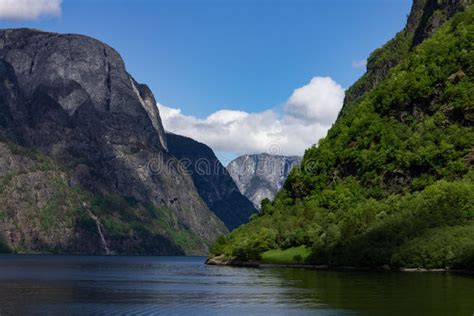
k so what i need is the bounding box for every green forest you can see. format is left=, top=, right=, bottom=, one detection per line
left=209, top=6, right=474, bottom=270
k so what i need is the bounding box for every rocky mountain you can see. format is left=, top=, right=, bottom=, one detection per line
left=210, top=1, right=474, bottom=270
left=166, top=133, right=258, bottom=230
left=341, top=0, right=472, bottom=116
left=0, top=28, right=227, bottom=255
left=227, top=154, right=302, bottom=208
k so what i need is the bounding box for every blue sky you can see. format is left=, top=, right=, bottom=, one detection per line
left=0, top=0, right=412, bottom=161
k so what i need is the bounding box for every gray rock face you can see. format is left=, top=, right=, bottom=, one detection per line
left=0, top=28, right=226, bottom=255
left=166, top=133, right=257, bottom=230
left=227, top=154, right=302, bottom=208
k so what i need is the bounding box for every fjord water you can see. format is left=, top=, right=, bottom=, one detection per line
left=0, top=255, right=473, bottom=315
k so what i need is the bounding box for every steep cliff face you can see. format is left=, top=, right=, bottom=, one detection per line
left=166, top=133, right=257, bottom=230
left=227, top=154, right=302, bottom=208
left=0, top=29, right=227, bottom=255
left=341, top=0, right=472, bottom=115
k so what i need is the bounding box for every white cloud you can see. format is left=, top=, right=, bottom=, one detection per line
left=284, top=76, right=345, bottom=125
left=0, top=0, right=62, bottom=20
left=159, top=76, right=345, bottom=157
left=352, top=59, right=367, bottom=69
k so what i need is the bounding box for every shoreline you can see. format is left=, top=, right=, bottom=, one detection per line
left=3, top=253, right=472, bottom=274
left=205, top=256, right=474, bottom=274
left=261, top=264, right=473, bottom=274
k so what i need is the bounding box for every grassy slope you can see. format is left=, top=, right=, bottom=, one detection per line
left=261, top=246, right=310, bottom=264
left=210, top=7, right=474, bottom=269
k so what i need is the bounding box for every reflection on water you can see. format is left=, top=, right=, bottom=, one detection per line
left=0, top=255, right=472, bottom=315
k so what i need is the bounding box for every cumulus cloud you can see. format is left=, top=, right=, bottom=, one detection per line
left=284, top=77, right=345, bottom=125
left=0, top=0, right=62, bottom=20
left=352, top=59, right=367, bottom=69
left=159, top=76, right=345, bottom=157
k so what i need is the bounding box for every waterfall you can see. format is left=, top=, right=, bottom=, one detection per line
left=88, top=211, right=112, bottom=255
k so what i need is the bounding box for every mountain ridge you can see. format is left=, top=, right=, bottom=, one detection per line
left=0, top=28, right=227, bottom=255
left=341, top=0, right=472, bottom=116
left=166, top=132, right=258, bottom=230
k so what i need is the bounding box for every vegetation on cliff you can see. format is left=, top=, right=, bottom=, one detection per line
left=210, top=5, right=474, bottom=270
left=0, top=141, right=211, bottom=255
left=0, top=28, right=228, bottom=255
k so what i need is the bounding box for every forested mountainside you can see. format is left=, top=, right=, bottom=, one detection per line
left=227, top=154, right=302, bottom=208
left=0, top=29, right=227, bottom=255
left=166, top=133, right=257, bottom=230
left=209, top=1, right=474, bottom=270
left=341, top=0, right=472, bottom=115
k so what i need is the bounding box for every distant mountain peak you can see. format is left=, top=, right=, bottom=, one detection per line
left=227, top=153, right=302, bottom=208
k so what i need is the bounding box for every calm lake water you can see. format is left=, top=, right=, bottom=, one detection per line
left=0, top=255, right=473, bottom=315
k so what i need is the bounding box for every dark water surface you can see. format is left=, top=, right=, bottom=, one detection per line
left=0, top=255, right=473, bottom=315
